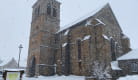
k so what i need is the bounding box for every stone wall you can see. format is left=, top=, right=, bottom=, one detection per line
left=55, top=4, right=128, bottom=77
left=27, top=1, right=132, bottom=78
left=56, top=18, right=112, bottom=77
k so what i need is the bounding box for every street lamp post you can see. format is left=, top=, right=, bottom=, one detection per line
left=18, top=44, right=23, bottom=68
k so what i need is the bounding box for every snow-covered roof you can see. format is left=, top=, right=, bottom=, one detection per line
left=0, top=57, right=14, bottom=66
left=4, top=68, right=24, bottom=71
left=111, top=61, right=122, bottom=70
left=118, top=49, right=138, bottom=60
left=58, top=3, right=108, bottom=32
left=0, top=57, right=27, bottom=68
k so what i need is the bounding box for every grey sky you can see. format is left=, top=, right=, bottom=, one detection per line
left=0, top=0, right=137, bottom=61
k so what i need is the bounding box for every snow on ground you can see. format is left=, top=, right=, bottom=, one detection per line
left=117, top=49, right=138, bottom=60
left=23, top=75, right=85, bottom=80
left=117, top=75, right=138, bottom=80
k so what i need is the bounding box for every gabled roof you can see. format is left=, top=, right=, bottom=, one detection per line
left=0, top=57, right=27, bottom=68
left=118, top=49, right=138, bottom=60
left=58, top=3, right=122, bottom=33
left=0, top=57, right=17, bottom=67
left=58, top=3, right=108, bottom=32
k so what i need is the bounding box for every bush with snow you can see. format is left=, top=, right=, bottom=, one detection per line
left=91, top=61, right=111, bottom=80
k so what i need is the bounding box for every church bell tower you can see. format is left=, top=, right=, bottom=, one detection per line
left=27, top=0, right=60, bottom=76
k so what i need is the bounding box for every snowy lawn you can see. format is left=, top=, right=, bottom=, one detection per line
left=118, top=75, right=138, bottom=80
left=23, top=75, right=85, bottom=80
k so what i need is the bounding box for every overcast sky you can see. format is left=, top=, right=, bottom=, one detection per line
left=0, top=0, right=137, bottom=62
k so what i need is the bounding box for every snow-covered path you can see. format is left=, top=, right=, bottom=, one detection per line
left=117, top=75, right=138, bottom=80
left=23, top=75, right=138, bottom=80
left=23, top=75, right=85, bottom=80
left=0, top=74, right=85, bottom=80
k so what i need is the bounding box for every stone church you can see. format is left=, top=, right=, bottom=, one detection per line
left=26, top=0, right=131, bottom=79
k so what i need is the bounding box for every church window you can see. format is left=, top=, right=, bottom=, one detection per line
left=79, top=62, right=82, bottom=69
left=38, top=6, right=40, bottom=15
left=35, top=6, right=40, bottom=16
left=77, top=39, right=81, bottom=60
left=110, top=38, right=116, bottom=61
left=36, top=26, right=39, bottom=30
left=35, top=8, right=37, bottom=15
left=77, top=39, right=82, bottom=70
left=131, top=63, right=138, bottom=72
left=47, top=4, right=51, bottom=15
left=29, top=56, right=36, bottom=76
left=53, top=8, right=57, bottom=17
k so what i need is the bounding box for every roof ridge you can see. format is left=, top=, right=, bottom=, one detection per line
left=58, top=3, right=109, bottom=32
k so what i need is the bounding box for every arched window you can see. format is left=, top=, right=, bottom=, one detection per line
left=37, top=6, right=40, bottom=15
left=53, top=8, right=57, bottom=17
left=110, top=38, right=116, bottom=61
left=77, top=39, right=81, bottom=60
left=77, top=39, right=82, bottom=70
left=47, top=4, right=51, bottom=15
left=131, top=63, right=138, bottom=72
left=34, top=6, right=40, bottom=16
left=29, top=56, right=36, bottom=77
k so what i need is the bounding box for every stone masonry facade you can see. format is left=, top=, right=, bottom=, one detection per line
left=26, top=0, right=131, bottom=79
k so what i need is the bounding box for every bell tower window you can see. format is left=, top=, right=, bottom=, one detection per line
left=47, top=4, right=51, bottom=15
left=35, top=6, right=40, bottom=16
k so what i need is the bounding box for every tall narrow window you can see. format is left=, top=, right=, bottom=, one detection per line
left=35, top=8, right=37, bottom=15
left=110, top=38, right=116, bottom=61
left=53, top=8, right=57, bottom=17
left=29, top=56, right=36, bottom=77
left=35, top=6, right=40, bottom=16
left=47, top=4, right=51, bottom=15
left=37, top=6, right=40, bottom=15
left=77, top=39, right=82, bottom=70
left=77, top=39, right=81, bottom=60
left=131, top=63, right=138, bottom=72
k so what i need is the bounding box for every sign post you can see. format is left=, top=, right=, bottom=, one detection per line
left=3, top=69, right=24, bottom=80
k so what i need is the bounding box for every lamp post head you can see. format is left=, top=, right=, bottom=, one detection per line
left=19, top=44, right=23, bottom=49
